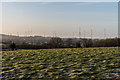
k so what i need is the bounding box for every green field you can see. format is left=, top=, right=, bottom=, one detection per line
left=2, top=47, right=120, bottom=79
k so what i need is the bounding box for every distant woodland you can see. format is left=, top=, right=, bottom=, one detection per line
left=1, top=34, right=119, bottom=50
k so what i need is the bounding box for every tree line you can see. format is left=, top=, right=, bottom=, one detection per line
left=3, top=37, right=120, bottom=50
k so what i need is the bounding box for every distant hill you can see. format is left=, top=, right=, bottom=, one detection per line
left=1, top=34, right=100, bottom=45
left=1, top=34, right=51, bottom=43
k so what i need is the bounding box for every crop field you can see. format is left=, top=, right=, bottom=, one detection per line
left=2, top=47, right=120, bottom=79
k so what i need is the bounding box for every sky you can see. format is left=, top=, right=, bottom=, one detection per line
left=2, top=2, right=118, bottom=38
left=1, top=0, right=119, bottom=2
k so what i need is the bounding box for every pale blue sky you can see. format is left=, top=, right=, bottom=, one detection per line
left=1, top=0, right=119, bottom=2
left=2, top=2, right=118, bottom=38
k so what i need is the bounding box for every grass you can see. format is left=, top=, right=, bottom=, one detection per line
left=2, top=47, right=120, bottom=79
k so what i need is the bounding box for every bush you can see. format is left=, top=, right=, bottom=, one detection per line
left=9, top=42, right=16, bottom=50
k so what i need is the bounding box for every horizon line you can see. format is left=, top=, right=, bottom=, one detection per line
left=1, top=33, right=118, bottom=39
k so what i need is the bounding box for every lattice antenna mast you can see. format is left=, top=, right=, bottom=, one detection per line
left=84, top=30, right=86, bottom=39
left=72, top=32, right=75, bottom=38
left=28, top=30, right=30, bottom=37
left=104, top=28, right=106, bottom=39
left=91, top=29, right=93, bottom=39
left=24, top=31, right=27, bottom=37
left=44, top=32, right=46, bottom=37
left=53, top=32, right=56, bottom=37
left=55, top=32, right=57, bottom=37
left=52, top=32, right=54, bottom=38
left=79, top=26, right=81, bottom=39
left=31, top=29, right=33, bottom=36
left=32, top=30, right=35, bottom=45
left=26, top=31, right=28, bottom=37
left=30, top=29, right=32, bottom=44
left=17, top=32, right=19, bottom=37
